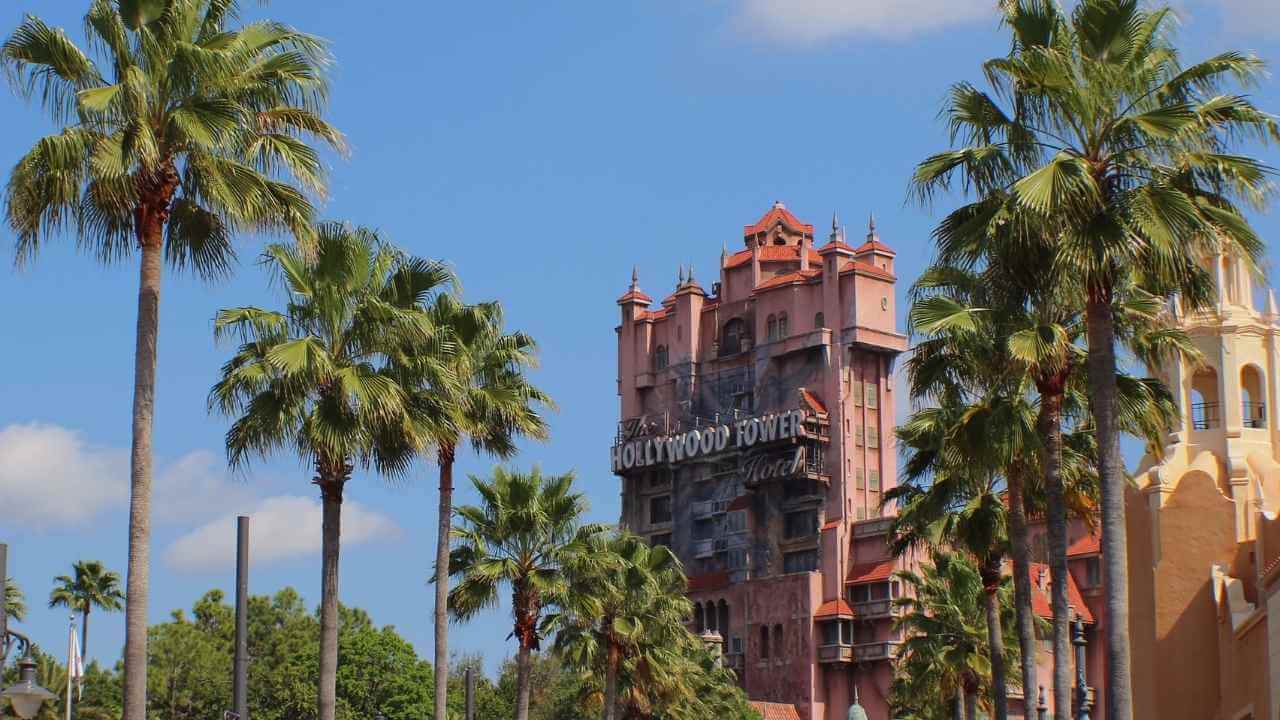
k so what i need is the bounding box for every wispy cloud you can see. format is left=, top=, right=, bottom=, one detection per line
left=163, top=495, right=401, bottom=573
left=0, top=423, right=128, bottom=529
left=731, top=0, right=993, bottom=43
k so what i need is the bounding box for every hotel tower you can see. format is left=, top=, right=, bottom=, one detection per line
left=612, top=202, right=908, bottom=719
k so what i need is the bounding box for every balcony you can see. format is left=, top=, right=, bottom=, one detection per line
left=817, top=643, right=854, bottom=664
left=853, top=641, right=903, bottom=663
left=1192, top=402, right=1220, bottom=430
left=692, top=539, right=715, bottom=558
left=853, top=517, right=894, bottom=538
left=692, top=499, right=730, bottom=518
left=852, top=599, right=898, bottom=619
left=1244, top=402, right=1267, bottom=429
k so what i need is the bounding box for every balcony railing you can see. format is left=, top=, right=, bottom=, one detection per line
left=852, top=600, right=898, bottom=619
left=817, top=644, right=854, bottom=664
left=1192, top=402, right=1220, bottom=430
left=692, top=539, right=715, bottom=558
left=691, top=499, right=730, bottom=518
left=853, top=640, right=903, bottom=663
left=853, top=517, right=894, bottom=538
left=1244, top=402, right=1267, bottom=429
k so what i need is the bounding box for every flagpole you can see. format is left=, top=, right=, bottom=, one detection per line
left=65, top=614, right=74, bottom=720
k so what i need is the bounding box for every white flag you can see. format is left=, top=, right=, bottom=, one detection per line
left=68, top=623, right=84, bottom=700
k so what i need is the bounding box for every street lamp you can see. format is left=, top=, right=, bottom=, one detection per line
left=2, top=651, right=57, bottom=719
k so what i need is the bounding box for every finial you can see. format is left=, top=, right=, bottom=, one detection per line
left=867, top=213, right=878, bottom=240
left=688, top=262, right=695, bottom=284
left=830, top=210, right=841, bottom=241
left=773, top=200, right=784, bottom=209
left=678, top=264, right=685, bottom=285
left=631, top=266, right=638, bottom=289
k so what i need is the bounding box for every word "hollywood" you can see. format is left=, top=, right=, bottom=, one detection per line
left=611, top=409, right=808, bottom=472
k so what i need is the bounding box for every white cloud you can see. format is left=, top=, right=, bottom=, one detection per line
left=0, top=423, right=128, bottom=529
left=151, top=449, right=258, bottom=524
left=164, top=495, right=401, bottom=574
left=732, top=0, right=993, bottom=42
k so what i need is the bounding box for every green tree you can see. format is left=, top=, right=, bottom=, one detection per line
left=891, top=551, right=1019, bottom=720
left=448, top=467, right=605, bottom=720
left=3, top=578, right=24, bottom=622
left=210, top=225, right=453, bottom=720
left=416, top=297, right=552, bottom=720
left=911, top=2, right=1278, bottom=714
left=1, top=2, right=343, bottom=716
left=49, top=560, right=125, bottom=662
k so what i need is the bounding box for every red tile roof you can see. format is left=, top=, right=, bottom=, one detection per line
left=1067, top=530, right=1101, bottom=558
left=616, top=288, right=653, bottom=305
left=638, top=308, right=669, bottom=321
left=801, top=388, right=827, bottom=415
left=818, top=239, right=855, bottom=255
left=814, top=598, right=855, bottom=619
left=754, top=268, right=822, bottom=292
left=847, top=559, right=896, bottom=584
left=841, top=259, right=895, bottom=280
left=750, top=702, right=802, bottom=720
left=855, top=239, right=896, bottom=256
left=1028, top=562, right=1094, bottom=624
left=688, top=571, right=731, bottom=593
left=744, top=204, right=814, bottom=236
left=724, top=246, right=822, bottom=269
left=822, top=519, right=840, bottom=531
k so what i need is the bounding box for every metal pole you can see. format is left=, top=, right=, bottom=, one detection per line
left=233, top=517, right=250, bottom=720
left=465, top=666, right=475, bottom=720
left=1073, top=618, right=1091, bottom=720
left=1036, top=685, right=1048, bottom=720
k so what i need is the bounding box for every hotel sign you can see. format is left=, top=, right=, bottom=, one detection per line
left=611, top=409, right=808, bottom=473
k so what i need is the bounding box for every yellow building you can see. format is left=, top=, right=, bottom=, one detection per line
left=1128, top=251, right=1280, bottom=720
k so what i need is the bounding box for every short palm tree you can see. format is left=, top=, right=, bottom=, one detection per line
left=210, top=224, right=452, bottom=720
left=2, top=3, right=342, bottom=716
left=912, top=2, right=1277, bottom=714
left=417, top=298, right=552, bottom=720
left=48, top=560, right=125, bottom=661
left=892, top=550, right=1019, bottom=720
left=448, top=466, right=605, bottom=720
left=550, top=532, right=686, bottom=720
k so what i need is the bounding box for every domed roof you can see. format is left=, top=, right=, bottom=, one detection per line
left=847, top=687, right=868, bottom=720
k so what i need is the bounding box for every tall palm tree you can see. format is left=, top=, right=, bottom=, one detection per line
left=4, top=578, right=25, bottom=622
left=415, top=297, right=552, bottom=720
left=2, top=4, right=342, bottom=716
left=891, top=550, right=1019, bottom=720
left=912, top=2, right=1277, bottom=713
left=209, top=224, right=452, bottom=720
left=49, top=560, right=125, bottom=661
left=447, top=466, right=605, bottom=720
left=550, top=532, right=686, bottom=720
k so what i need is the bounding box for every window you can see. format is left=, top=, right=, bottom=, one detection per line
left=650, top=533, right=671, bottom=548
left=650, top=495, right=672, bottom=525
left=1085, top=557, right=1102, bottom=587
left=821, top=620, right=840, bottom=646
left=869, top=470, right=881, bottom=491
left=867, top=426, right=879, bottom=449
left=731, top=635, right=743, bottom=654
left=865, top=383, right=879, bottom=409
left=784, top=510, right=818, bottom=539
left=772, top=624, right=784, bottom=657
left=853, top=380, right=864, bottom=407
left=648, top=472, right=671, bottom=489
left=855, top=506, right=866, bottom=521
left=848, top=585, right=870, bottom=603
left=655, top=345, right=669, bottom=370
left=855, top=425, right=864, bottom=447
left=759, top=625, right=770, bottom=659
left=766, top=314, right=778, bottom=342
left=694, top=603, right=705, bottom=633
left=814, top=312, right=825, bottom=329
left=777, top=313, right=788, bottom=339
left=854, top=468, right=865, bottom=490
left=721, top=318, right=745, bottom=356
left=783, top=549, right=818, bottom=573
left=727, top=548, right=748, bottom=570
left=726, top=509, right=747, bottom=533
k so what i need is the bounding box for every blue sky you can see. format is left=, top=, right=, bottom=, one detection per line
left=2, top=0, right=1279, bottom=679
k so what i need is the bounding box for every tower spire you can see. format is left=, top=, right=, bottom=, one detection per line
left=678, top=264, right=685, bottom=286
left=867, top=212, right=878, bottom=241
left=631, top=266, right=638, bottom=290
left=830, top=210, right=841, bottom=243
left=688, top=262, right=695, bottom=284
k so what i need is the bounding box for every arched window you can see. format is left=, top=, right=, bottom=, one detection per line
left=766, top=314, right=778, bottom=342
left=1243, top=365, right=1266, bottom=428
left=1191, top=368, right=1220, bottom=429
left=777, top=312, right=788, bottom=339
left=717, top=600, right=729, bottom=644
left=655, top=345, right=668, bottom=370
left=694, top=603, right=704, bottom=633
left=759, top=625, right=770, bottom=659
left=721, top=318, right=745, bottom=356
left=814, top=312, right=825, bottom=330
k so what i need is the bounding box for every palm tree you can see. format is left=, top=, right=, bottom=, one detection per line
left=551, top=532, right=686, bottom=720
left=4, top=578, right=25, bottom=622
left=209, top=224, right=452, bottom=720
left=48, top=560, right=125, bottom=661
left=911, top=2, right=1277, bottom=713
left=448, top=466, right=605, bottom=720
left=416, top=298, right=552, bottom=720
left=891, top=550, right=1019, bottom=720
left=1, top=3, right=342, bottom=716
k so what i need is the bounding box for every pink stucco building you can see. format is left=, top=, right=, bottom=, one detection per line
left=611, top=202, right=908, bottom=719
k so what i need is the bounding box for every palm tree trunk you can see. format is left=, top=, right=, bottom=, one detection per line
left=81, top=604, right=90, bottom=663
left=514, top=640, right=532, bottom=720
left=433, top=445, right=455, bottom=720
left=964, top=687, right=977, bottom=720
left=982, top=560, right=1009, bottom=720
left=954, top=689, right=965, bottom=720
left=1038, top=388, right=1073, bottom=719
left=605, top=639, right=620, bottom=720
left=1007, top=471, right=1038, bottom=711
left=317, top=473, right=345, bottom=720
left=122, top=236, right=163, bottom=720
left=1085, top=290, right=1131, bottom=720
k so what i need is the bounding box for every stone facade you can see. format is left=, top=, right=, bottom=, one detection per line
left=613, top=203, right=907, bottom=720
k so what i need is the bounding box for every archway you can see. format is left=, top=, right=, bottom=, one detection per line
left=1241, top=364, right=1266, bottom=428
left=1191, top=368, right=1220, bottom=430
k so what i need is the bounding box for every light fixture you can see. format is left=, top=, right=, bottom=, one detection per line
left=1, top=652, right=56, bottom=719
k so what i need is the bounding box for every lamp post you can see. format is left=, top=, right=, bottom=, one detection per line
left=0, top=543, right=59, bottom=720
